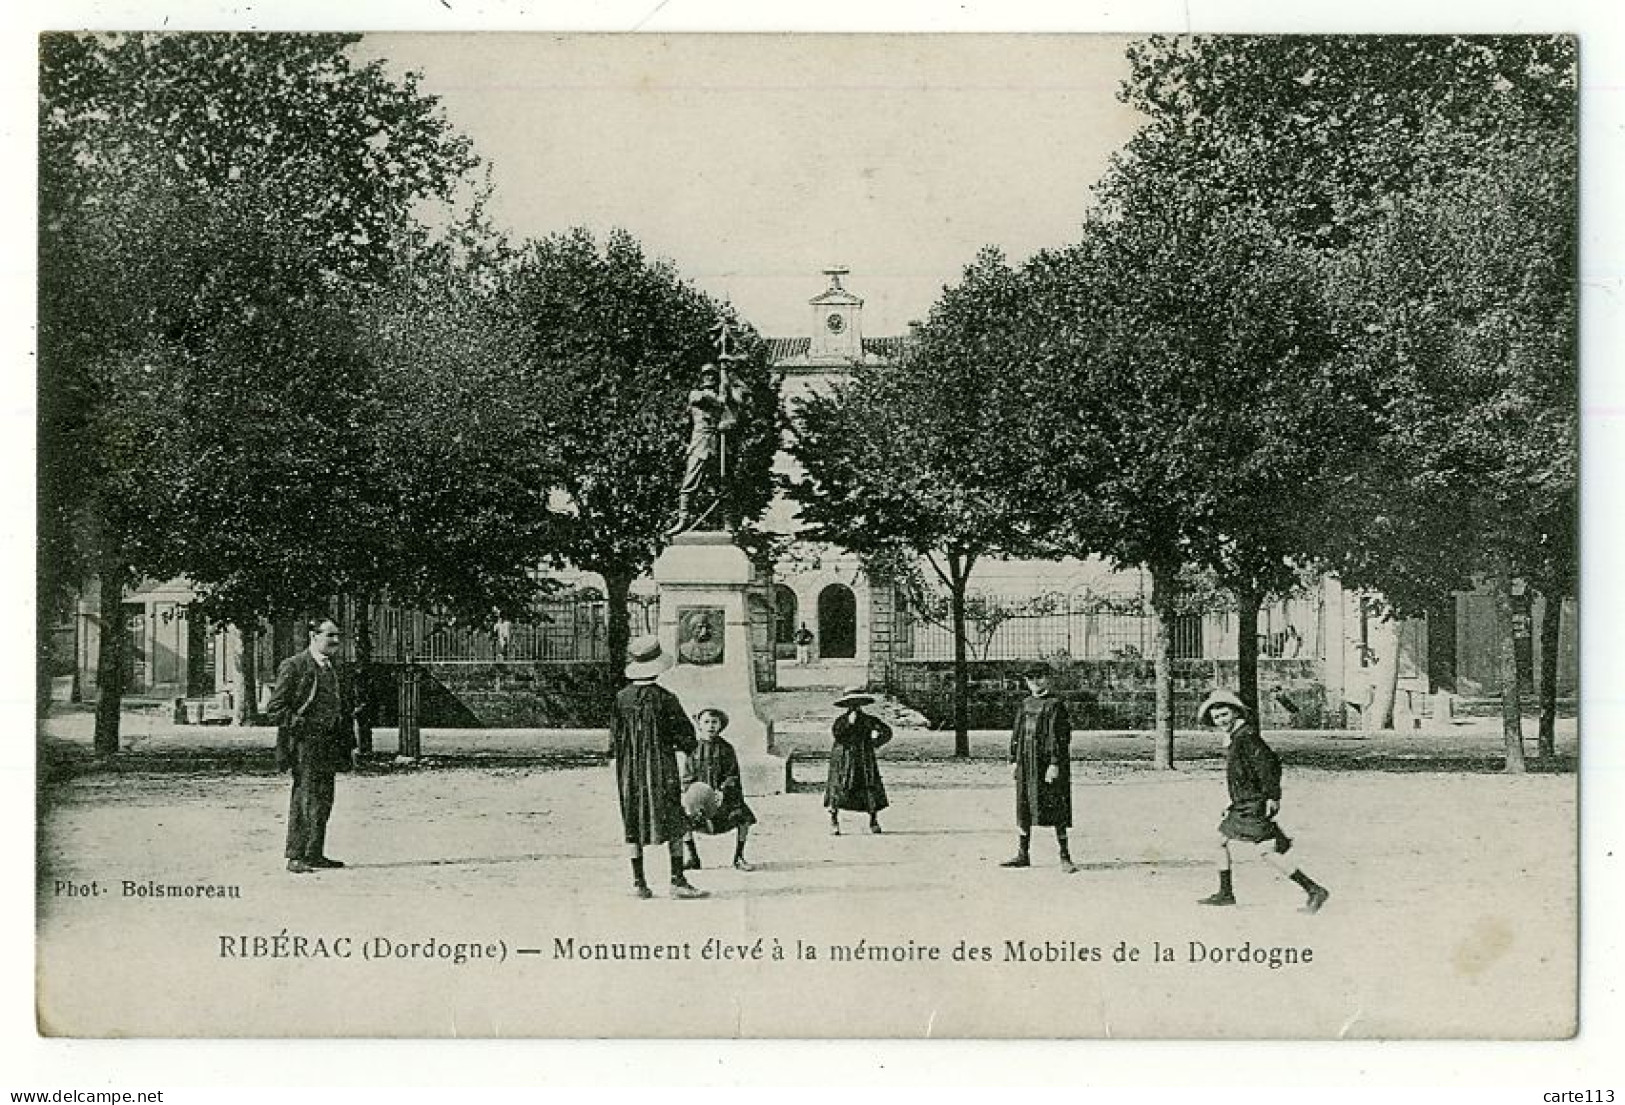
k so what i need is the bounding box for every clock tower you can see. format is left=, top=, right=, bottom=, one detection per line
left=808, top=265, right=864, bottom=363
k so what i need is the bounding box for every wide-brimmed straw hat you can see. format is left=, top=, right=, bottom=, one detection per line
left=833, top=685, right=874, bottom=709
left=1197, top=688, right=1249, bottom=725
left=625, top=635, right=672, bottom=680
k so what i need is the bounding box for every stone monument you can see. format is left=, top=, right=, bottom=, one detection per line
left=652, top=320, right=782, bottom=795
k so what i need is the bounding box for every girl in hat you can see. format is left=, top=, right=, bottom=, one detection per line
left=824, top=686, right=892, bottom=834
left=1196, top=688, right=1330, bottom=913
left=682, top=707, right=758, bottom=872
left=609, top=636, right=707, bottom=900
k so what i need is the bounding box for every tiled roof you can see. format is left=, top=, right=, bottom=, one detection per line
left=766, top=337, right=810, bottom=362
left=765, top=334, right=910, bottom=367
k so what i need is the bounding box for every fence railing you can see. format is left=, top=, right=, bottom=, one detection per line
left=338, top=595, right=660, bottom=664
left=896, top=595, right=1322, bottom=664
left=244, top=595, right=662, bottom=693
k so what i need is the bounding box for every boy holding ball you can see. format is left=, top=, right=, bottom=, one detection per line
left=683, top=708, right=758, bottom=872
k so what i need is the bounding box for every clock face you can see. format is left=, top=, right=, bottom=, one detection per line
left=825, top=312, right=846, bottom=334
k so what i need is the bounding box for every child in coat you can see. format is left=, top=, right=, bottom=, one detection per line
left=683, top=708, right=759, bottom=871
left=824, top=686, right=892, bottom=835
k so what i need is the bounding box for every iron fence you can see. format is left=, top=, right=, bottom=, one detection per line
left=349, top=594, right=660, bottom=664
left=897, top=593, right=1322, bottom=663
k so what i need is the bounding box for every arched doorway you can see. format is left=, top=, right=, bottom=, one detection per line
left=773, top=584, right=799, bottom=660
left=817, top=584, right=857, bottom=659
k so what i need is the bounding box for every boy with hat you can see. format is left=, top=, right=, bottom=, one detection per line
left=824, top=686, right=892, bottom=835
left=1002, top=666, right=1077, bottom=873
left=609, top=636, right=707, bottom=899
left=1197, top=688, right=1330, bottom=913
left=682, top=707, right=758, bottom=872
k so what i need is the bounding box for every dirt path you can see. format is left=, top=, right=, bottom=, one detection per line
left=36, top=757, right=1576, bottom=1038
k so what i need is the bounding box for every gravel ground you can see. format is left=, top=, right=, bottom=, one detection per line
left=35, top=740, right=1577, bottom=1039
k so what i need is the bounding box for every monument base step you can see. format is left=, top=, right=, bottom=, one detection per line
left=738, top=750, right=787, bottom=797
left=774, top=659, right=870, bottom=690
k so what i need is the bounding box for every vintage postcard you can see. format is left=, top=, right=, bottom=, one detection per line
left=33, top=30, right=1579, bottom=1040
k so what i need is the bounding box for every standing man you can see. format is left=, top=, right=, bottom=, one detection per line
left=267, top=617, right=358, bottom=875
left=610, top=636, right=707, bottom=899
left=1001, top=666, right=1077, bottom=874
left=1196, top=688, right=1330, bottom=913
left=794, top=623, right=815, bottom=666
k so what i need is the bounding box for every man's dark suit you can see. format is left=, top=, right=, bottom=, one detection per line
left=266, top=649, right=357, bottom=864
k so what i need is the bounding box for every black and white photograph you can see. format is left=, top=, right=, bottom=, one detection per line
left=11, top=0, right=1621, bottom=1085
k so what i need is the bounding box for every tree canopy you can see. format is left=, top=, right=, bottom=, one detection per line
left=500, top=227, right=780, bottom=666
left=39, top=33, right=485, bottom=746
left=1092, top=33, right=1577, bottom=761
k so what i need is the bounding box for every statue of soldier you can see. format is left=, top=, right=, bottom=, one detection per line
left=668, top=357, right=745, bottom=536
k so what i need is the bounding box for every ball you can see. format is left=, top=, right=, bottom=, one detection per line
left=682, top=781, right=723, bottom=821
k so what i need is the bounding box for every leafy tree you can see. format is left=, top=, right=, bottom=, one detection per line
left=362, top=216, right=563, bottom=626
left=1113, top=35, right=1575, bottom=251
left=789, top=249, right=1048, bottom=757
left=1023, top=201, right=1360, bottom=763
left=1529, top=501, right=1577, bottom=760
left=1109, top=34, right=1577, bottom=763
left=1325, top=126, right=1577, bottom=770
left=39, top=32, right=480, bottom=749
left=502, top=228, right=779, bottom=670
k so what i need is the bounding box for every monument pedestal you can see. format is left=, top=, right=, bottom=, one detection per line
left=652, top=531, right=783, bottom=795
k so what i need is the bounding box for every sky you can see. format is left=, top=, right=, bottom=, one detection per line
left=355, top=34, right=1146, bottom=338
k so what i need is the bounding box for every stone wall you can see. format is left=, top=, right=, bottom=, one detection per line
left=886, top=658, right=1329, bottom=730
left=359, top=661, right=618, bottom=729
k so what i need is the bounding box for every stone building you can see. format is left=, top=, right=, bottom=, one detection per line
left=761, top=267, right=905, bottom=692
left=52, top=270, right=1577, bottom=731
left=759, top=270, right=1579, bottom=728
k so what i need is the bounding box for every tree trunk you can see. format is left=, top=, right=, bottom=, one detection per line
left=602, top=567, right=635, bottom=678
left=36, top=590, right=57, bottom=717
left=1492, top=563, right=1527, bottom=773
left=1235, top=584, right=1262, bottom=724
left=1364, top=608, right=1399, bottom=731
left=272, top=618, right=294, bottom=671
left=234, top=621, right=260, bottom=726
left=949, top=554, right=971, bottom=760
left=92, top=565, right=126, bottom=758
left=1537, top=589, right=1563, bottom=760
left=1149, top=563, right=1176, bottom=770
left=354, top=593, right=374, bottom=758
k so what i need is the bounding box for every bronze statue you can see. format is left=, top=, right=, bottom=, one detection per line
left=668, top=323, right=748, bottom=536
